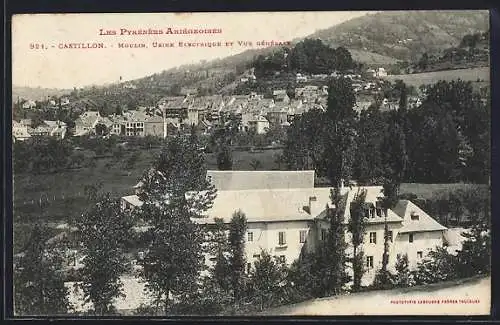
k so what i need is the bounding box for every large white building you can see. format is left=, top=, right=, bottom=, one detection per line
left=121, top=170, right=452, bottom=287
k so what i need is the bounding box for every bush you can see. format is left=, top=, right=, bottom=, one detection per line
left=412, top=247, right=459, bottom=285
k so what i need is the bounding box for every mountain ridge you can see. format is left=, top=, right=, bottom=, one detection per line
left=13, top=10, right=489, bottom=100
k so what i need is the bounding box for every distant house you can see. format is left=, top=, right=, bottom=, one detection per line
left=60, top=97, right=70, bottom=106
left=376, top=68, right=388, bottom=78
left=20, top=119, right=32, bottom=127
left=158, top=96, right=190, bottom=121
left=12, top=120, right=32, bottom=141
left=22, top=100, right=36, bottom=109
left=247, top=115, right=270, bottom=134
left=115, top=110, right=164, bottom=137
left=296, top=73, right=308, bottom=83
left=266, top=103, right=289, bottom=126
left=74, top=111, right=101, bottom=136
left=272, top=90, right=290, bottom=103
left=30, top=120, right=67, bottom=139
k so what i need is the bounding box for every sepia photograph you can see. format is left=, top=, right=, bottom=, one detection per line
left=11, top=10, right=491, bottom=317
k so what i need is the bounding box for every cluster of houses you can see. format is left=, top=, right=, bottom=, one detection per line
left=64, top=169, right=466, bottom=314
left=12, top=119, right=68, bottom=142
left=13, top=64, right=425, bottom=142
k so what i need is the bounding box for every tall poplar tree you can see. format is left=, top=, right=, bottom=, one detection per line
left=348, top=189, right=367, bottom=291
left=136, top=135, right=217, bottom=314
left=228, top=210, right=248, bottom=308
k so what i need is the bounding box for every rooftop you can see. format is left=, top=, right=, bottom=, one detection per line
left=206, top=170, right=315, bottom=191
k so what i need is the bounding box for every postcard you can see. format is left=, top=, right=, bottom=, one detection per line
left=11, top=11, right=491, bottom=317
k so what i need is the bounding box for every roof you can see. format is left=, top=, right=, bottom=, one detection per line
left=75, top=111, right=100, bottom=127
left=393, top=200, right=447, bottom=233
left=195, top=187, right=333, bottom=224
left=43, top=120, right=66, bottom=128
left=122, top=195, right=143, bottom=207
left=122, top=110, right=163, bottom=123
left=315, top=186, right=403, bottom=224
left=206, top=170, right=315, bottom=191
left=159, top=96, right=189, bottom=109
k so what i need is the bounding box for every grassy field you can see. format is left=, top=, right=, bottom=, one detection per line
left=399, top=183, right=489, bottom=200
left=349, top=49, right=399, bottom=66
left=13, top=148, right=284, bottom=222
left=383, top=67, right=489, bottom=88
left=13, top=144, right=488, bottom=224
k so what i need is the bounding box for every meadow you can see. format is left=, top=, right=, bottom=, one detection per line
left=384, top=67, right=489, bottom=88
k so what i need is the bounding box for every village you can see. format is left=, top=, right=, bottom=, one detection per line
left=11, top=10, right=491, bottom=317
left=12, top=67, right=425, bottom=142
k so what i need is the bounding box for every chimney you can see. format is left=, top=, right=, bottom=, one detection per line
left=308, top=196, right=322, bottom=217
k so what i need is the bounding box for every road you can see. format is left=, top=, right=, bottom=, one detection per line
left=261, top=276, right=490, bottom=316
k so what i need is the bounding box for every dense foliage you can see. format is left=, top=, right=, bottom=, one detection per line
left=284, top=79, right=490, bottom=185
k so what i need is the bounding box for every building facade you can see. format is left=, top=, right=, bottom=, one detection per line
left=121, top=170, right=451, bottom=287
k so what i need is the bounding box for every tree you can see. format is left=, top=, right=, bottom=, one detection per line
left=323, top=189, right=350, bottom=296
left=14, top=223, right=70, bottom=315
left=456, top=202, right=490, bottom=278
left=334, top=46, right=354, bottom=72
left=353, top=106, right=387, bottom=185
left=323, top=77, right=358, bottom=188
left=283, top=109, right=326, bottom=172
left=95, top=123, right=108, bottom=136
left=393, top=254, right=413, bottom=288
left=412, top=247, right=459, bottom=285
left=418, top=53, right=429, bottom=71
left=136, top=135, right=217, bottom=315
left=228, top=210, right=247, bottom=308
left=249, top=158, right=262, bottom=170
left=347, top=189, right=367, bottom=291
left=248, top=250, right=288, bottom=311
left=216, top=145, right=233, bottom=170
left=72, top=193, right=134, bottom=315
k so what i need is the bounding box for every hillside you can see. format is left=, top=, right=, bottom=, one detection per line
left=310, top=10, right=489, bottom=62
left=12, top=86, right=72, bottom=102
left=12, top=11, right=489, bottom=104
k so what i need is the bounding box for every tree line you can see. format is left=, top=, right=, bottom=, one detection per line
left=284, top=78, right=490, bottom=185
left=252, top=38, right=356, bottom=78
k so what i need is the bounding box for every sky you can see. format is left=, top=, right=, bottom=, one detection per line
left=12, top=11, right=371, bottom=89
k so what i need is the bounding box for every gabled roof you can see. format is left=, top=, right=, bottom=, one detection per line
left=75, top=111, right=100, bottom=127
left=195, top=187, right=333, bottom=224
left=393, top=200, right=447, bottom=233
left=206, top=170, right=315, bottom=191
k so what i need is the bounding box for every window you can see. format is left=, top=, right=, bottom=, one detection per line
left=278, top=255, right=286, bottom=264
left=366, top=256, right=374, bottom=268
left=417, top=251, right=423, bottom=259
left=247, top=232, right=253, bottom=242
left=369, top=232, right=377, bottom=244
left=278, top=232, right=286, bottom=245
left=376, top=208, right=383, bottom=217
left=321, top=229, right=327, bottom=241
left=411, top=213, right=419, bottom=221
left=299, top=230, right=307, bottom=243
left=387, top=231, right=393, bottom=243
left=409, top=233, right=414, bottom=243
left=369, top=208, right=375, bottom=218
